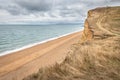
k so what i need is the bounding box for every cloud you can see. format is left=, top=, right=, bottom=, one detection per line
left=15, top=0, right=53, bottom=12
left=0, top=0, right=54, bottom=15
left=0, top=0, right=119, bottom=23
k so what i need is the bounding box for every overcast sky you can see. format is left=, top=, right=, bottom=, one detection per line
left=0, top=0, right=119, bottom=24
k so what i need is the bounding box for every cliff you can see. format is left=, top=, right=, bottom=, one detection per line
left=24, top=6, right=120, bottom=80
left=82, top=6, right=120, bottom=41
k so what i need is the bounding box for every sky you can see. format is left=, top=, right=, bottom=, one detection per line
left=0, top=0, right=119, bottom=24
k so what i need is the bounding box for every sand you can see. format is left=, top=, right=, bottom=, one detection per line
left=0, top=31, right=82, bottom=80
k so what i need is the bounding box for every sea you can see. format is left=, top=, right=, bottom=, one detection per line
left=0, top=24, right=83, bottom=56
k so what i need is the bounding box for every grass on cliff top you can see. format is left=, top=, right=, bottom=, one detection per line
left=24, top=34, right=120, bottom=80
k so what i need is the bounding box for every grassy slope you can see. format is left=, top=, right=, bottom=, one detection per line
left=24, top=6, right=120, bottom=80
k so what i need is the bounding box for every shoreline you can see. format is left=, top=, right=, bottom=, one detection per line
left=0, top=31, right=82, bottom=80
left=0, top=29, right=83, bottom=57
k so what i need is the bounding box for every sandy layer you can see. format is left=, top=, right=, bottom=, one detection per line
left=0, top=31, right=82, bottom=80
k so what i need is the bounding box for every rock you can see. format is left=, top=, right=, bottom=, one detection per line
left=81, top=19, right=94, bottom=42
left=81, top=6, right=120, bottom=42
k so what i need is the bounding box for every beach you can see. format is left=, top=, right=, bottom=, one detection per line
left=0, top=31, right=82, bottom=80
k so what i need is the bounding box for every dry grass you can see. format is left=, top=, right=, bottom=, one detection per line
left=24, top=35, right=120, bottom=80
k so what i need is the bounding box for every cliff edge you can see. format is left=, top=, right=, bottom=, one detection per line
left=82, top=6, right=120, bottom=41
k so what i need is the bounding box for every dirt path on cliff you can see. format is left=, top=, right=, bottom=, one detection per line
left=96, top=16, right=114, bottom=35
left=96, top=13, right=119, bottom=36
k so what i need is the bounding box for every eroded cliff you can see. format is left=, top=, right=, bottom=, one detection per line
left=82, top=6, right=120, bottom=41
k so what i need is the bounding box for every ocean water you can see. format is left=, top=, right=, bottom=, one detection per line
left=0, top=24, right=83, bottom=56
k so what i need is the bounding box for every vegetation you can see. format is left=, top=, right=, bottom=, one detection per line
left=24, top=35, right=120, bottom=80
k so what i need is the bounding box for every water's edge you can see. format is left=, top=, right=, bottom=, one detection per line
left=0, top=29, right=83, bottom=56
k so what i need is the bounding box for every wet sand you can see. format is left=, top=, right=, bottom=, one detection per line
left=0, top=31, right=82, bottom=80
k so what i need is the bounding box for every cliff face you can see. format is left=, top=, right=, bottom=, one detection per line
left=82, top=6, right=120, bottom=41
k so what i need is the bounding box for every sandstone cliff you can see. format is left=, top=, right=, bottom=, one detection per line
left=82, top=6, right=120, bottom=41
